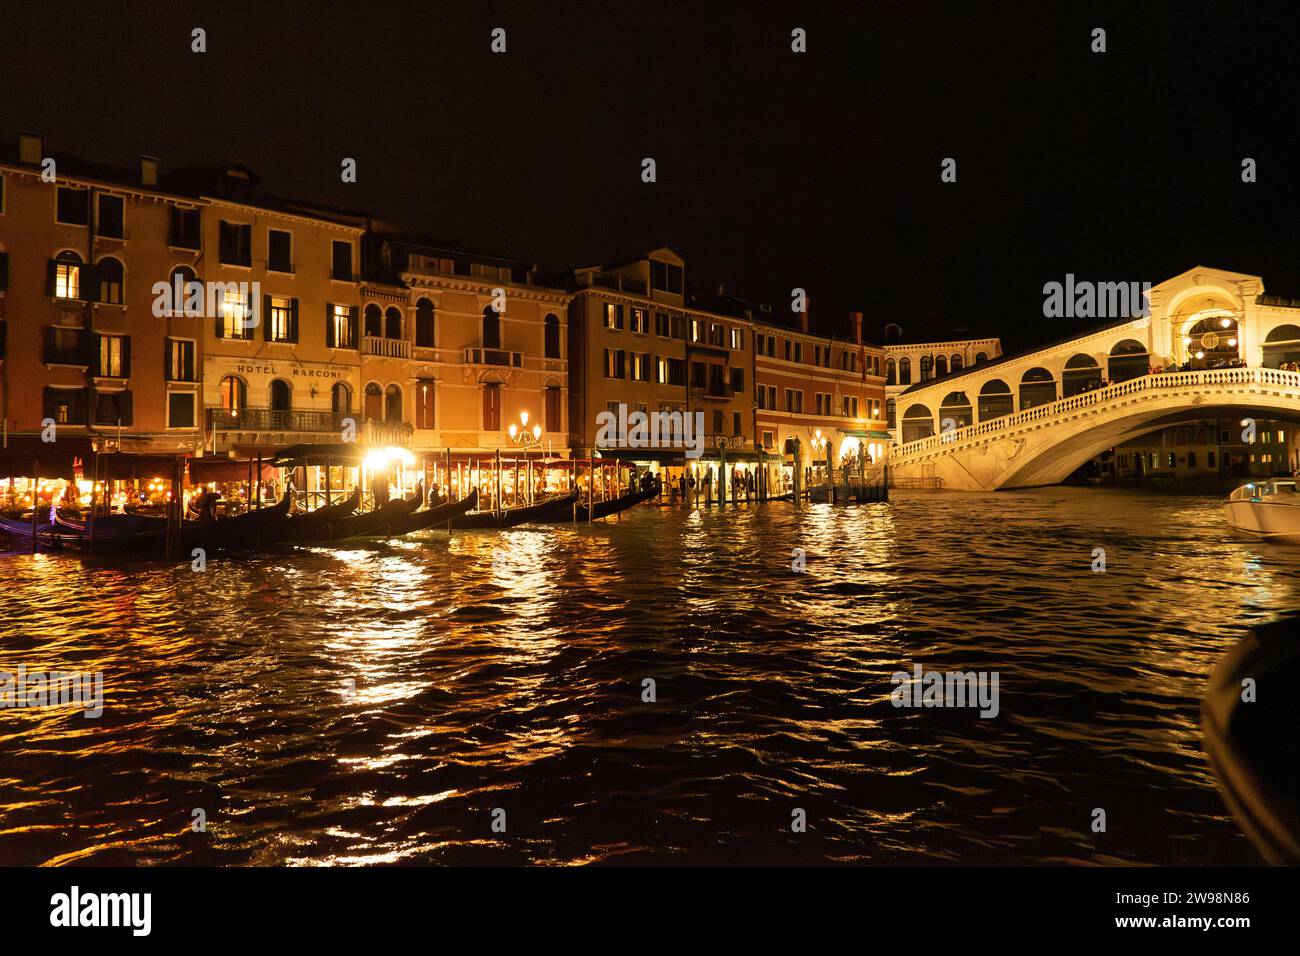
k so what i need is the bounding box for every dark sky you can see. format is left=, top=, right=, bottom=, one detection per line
left=3, top=0, right=1298, bottom=351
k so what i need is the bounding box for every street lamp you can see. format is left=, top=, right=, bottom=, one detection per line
left=507, top=412, right=544, bottom=505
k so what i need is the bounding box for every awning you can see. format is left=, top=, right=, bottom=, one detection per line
left=839, top=429, right=895, bottom=442
left=595, top=448, right=687, bottom=464
left=97, top=453, right=189, bottom=480
left=271, top=443, right=367, bottom=467
left=188, top=457, right=278, bottom=484
left=0, top=436, right=96, bottom=479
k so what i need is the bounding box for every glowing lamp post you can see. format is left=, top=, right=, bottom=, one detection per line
left=507, top=413, right=544, bottom=505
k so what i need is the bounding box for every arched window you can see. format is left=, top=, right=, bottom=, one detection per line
left=483, top=305, right=501, bottom=350
left=169, top=266, right=199, bottom=315
left=978, top=379, right=1014, bottom=421
left=544, top=313, right=561, bottom=358
left=935, top=355, right=948, bottom=377
left=97, top=256, right=124, bottom=304
left=269, top=378, right=291, bottom=411
left=901, top=404, right=934, bottom=443
left=885, top=358, right=896, bottom=385
left=951, top=353, right=963, bottom=371
left=415, top=378, right=436, bottom=430
left=384, top=384, right=402, bottom=423
left=920, top=355, right=934, bottom=380
left=975, top=351, right=988, bottom=364
left=415, top=298, right=435, bottom=348
left=52, top=251, right=83, bottom=300
left=939, top=391, right=972, bottom=430
left=1108, top=339, right=1148, bottom=382
left=898, top=357, right=912, bottom=384
left=1062, top=353, right=1102, bottom=396
left=364, top=303, right=382, bottom=339
left=1019, top=367, right=1057, bottom=409
left=219, top=375, right=246, bottom=416
left=886, top=398, right=896, bottom=428
left=332, top=382, right=352, bottom=418
left=1263, top=324, right=1300, bottom=367
left=385, top=307, right=402, bottom=340
left=364, top=382, right=383, bottom=422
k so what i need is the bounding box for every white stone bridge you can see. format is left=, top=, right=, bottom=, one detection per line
left=888, top=268, right=1300, bottom=491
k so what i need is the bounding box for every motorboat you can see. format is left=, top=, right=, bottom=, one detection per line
left=1224, top=479, right=1300, bottom=541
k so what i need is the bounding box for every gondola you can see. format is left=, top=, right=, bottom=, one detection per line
left=542, top=484, right=659, bottom=522
left=281, top=487, right=361, bottom=538
left=1202, top=615, right=1300, bottom=864
left=282, top=495, right=413, bottom=543
left=448, top=489, right=580, bottom=530
left=183, top=492, right=293, bottom=553
left=396, top=489, right=479, bottom=533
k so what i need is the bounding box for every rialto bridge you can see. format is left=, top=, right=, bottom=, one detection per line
left=888, top=267, right=1300, bottom=491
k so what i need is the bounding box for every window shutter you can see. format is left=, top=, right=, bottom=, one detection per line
left=81, top=262, right=99, bottom=302
left=165, top=338, right=172, bottom=381
left=121, top=336, right=132, bottom=377
left=0, top=252, right=8, bottom=292
left=84, top=331, right=101, bottom=370
left=348, top=305, right=359, bottom=346
left=46, top=259, right=58, bottom=297
left=325, top=302, right=336, bottom=347
left=262, top=294, right=272, bottom=340
left=120, top=391, right=134, bottom=426
left=215, top=311, right=224, bottom=339
left=289, top=298, right=299, bottom=343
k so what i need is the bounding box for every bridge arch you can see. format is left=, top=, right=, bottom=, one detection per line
left=1108, top=339, right=1148, bottom=381
left=1263, top=324, right=1300, bottom=367
left=901, top=402, right=934, bottom=442
left=977, top=379, right=1013, bottom=421
left=939, top=391, right=972, bottom=429
left=1062, top=353, right=1102, bottom=396
left=1019, top=367, right=1057, bottom=409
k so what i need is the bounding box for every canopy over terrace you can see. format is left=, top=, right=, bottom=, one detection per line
left=0, top=436, right=96, bottom=479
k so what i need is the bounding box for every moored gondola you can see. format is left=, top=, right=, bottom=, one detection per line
left=448, top=489, right=580, bottom=530
left=540, top=484, right=659, bottom=523
left=398, top=489, right=479, bottom=533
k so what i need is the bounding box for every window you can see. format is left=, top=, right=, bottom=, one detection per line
left=56, top=187, right=89, bottom=225
left=170, top=207, right=201, bottom=249
left=384, top=385, right=402, bottom=423
left=1188, top=451, right=1197, bottom=468
left=364, top=303, right=382, bottom=338
left=650, top=261, right=683, bottom=294
left=416, top=299, right=436, bottom=347
left=603, top=302, right=624, bottom=330
left=167, top=392, right=195, bottom=429
left=269, top=379, right=291, bottom=412
left=98, top=334, right=129, bottom=378
left=762, top=430, right=774, bottom=448
left=96, top=194, right=124, bottom=238
left=327, top=303, right=357, bottom=348
left=655, top=311, right=670, bottom=337
left=415, top=379, right=436, bottom=429
left=730, top=367, right=744, bottom=392
left=482, top=383, right=501, bottom=431
left=167, top=266, right=200, bottom=316
left=630, top=307, right=648, bottom=333
left=332, top=383, right=352, bottom=418
left=267, top=296, right=296, bottom=343
left=733, top=411, right=742, bottom=436
left=97, top=257, right=123, bottom=304
left=43, top=387, right=88, bottom=425
left=364, top=383, right=383, bottom=422
left=0, top=251, right=7, bottom=293
left=482, top=306, right=500, bottom=349
left=631, top=352, right=649, bottom=381
left=268, top=229, right=293, bottom=273
left=0, top=173, right=4, bottom=213
left=712, top=410, right=724, bottom=435
left=671, top=314, right=686, bottom=339
left=220, top=287, right=253, bottom=339
left=1208, top=452, right=1216, bottom=468
left=94, top=390, right=133, bottom=426
left=545, top=386, right=562, bottom=433
left=784, top=388, right=804, bottom=414
left=899, top=357, right=912, bottom=384
left=604, top=348, right=626, bottom=378
left=385, top=307, right=402, bottom=340
left=219, top=221, right=252, bottom=266
left=731, top=328, right=743, bottom=350
left=52, top=251, right=82, bottom=299
left=544, top=314, right=560, bottom=358
left=167, top=338, right=195, bottom=381
left=331, top=240, right=353, bottom=280
left=219, top=376, right=246, bottom=414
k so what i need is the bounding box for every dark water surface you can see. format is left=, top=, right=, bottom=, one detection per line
left=1, top=488, right=1295, bottom=866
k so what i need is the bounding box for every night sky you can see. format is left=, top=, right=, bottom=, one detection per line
left=3, top=0, right=1298, bottom=350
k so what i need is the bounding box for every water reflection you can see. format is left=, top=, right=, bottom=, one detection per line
left=1, top=488, right=1296, bottom=865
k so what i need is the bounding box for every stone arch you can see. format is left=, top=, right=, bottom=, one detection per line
left=1108, top=338, right=1148, bottom=382
left=1019, top=367, right=1057, bottom=409
left=978, top=378, right=1013, bottom=421
left=1062, top=353, right=1101, bottom=396
left=901, top=403, right=934, bottom=443
left=1262, top=323, right=1300, bottom=367
left=939, top=391, right=972, bottom=430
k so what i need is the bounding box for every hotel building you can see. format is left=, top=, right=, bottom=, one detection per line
left=753, top=307, right=890, bottom=492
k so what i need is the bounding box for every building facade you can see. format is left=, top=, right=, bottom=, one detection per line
left=880, top=326, right=1003, bottom=438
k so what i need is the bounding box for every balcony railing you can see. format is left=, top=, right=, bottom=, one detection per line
left=363, top=335, right=412, bottom=359
left=464, top=347, right=523, bottom=368
left=689, top=383, right=734, bottom=401
left=207, top=407, right=344, bottom=433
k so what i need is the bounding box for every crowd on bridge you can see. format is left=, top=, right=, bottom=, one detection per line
left=1149, top=357, right=1249, bottom=374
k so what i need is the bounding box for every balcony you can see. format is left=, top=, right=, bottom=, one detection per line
left=207, top=407, right=344, bottom=433
left=464, top=347, right=523, bottom=368
left=363, top=335, right=412, bottom=359
left=688, top=383, right=734, bottom=402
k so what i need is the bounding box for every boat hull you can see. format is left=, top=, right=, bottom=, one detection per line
left=1224, top=499, right=1300, bottom=541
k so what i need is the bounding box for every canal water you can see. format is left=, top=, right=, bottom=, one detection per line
left=1, top=488, right=1294, bottom=866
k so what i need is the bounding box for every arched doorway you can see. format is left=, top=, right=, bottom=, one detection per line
left=384, top=384, right=403, bottom=423
left=364, top=382, right=383, bottom=422
left=219, top=375, right=246, bottom=416
left=364, top=303, right=382, bottom=339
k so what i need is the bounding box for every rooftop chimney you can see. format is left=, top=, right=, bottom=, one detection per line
left=17, top=131, right=41, bottom=166
left=851, top=310, right=863, bottom=345
left=140, top=155, right=159, bottom=187
left=799, top=294, right=809, bottom=334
